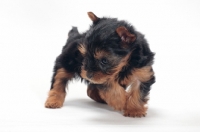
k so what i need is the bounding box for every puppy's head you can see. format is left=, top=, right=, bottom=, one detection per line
left=79, top=12, right=137, bottom=84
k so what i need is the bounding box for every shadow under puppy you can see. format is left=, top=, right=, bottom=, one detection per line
left=45, top=12, right=155, bottom=117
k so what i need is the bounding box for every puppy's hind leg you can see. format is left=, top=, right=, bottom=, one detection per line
left=45, top=68, right=74, bottom=108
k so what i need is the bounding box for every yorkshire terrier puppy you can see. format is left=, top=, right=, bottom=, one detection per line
left=45, top=12, right=155, bottom=117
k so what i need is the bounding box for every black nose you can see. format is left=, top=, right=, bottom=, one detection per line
left=87, top=72, right=93, bottom=79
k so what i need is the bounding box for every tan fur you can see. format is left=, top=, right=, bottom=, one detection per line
left=133, top=66, right=154, bottom=82
left=90, top=71, right=112, bottom=84
left=99, top=82, right=126, bottom=111
left=118, top=66, right=154, bottom=117
left=120, top=66, right=154, bottom=86
left=80, top=67, right=87, bottom=78
left=94, top=50, right=108, bottom=59
left=78, top=44, right=86, bottom=55
left=55, top=68, right=73, bottom=79
left=80, top=67, right=112, bottom=84
left=45, top=90, right=66, bottom=108
left=124, top=80, right=147, bottom=117
left=45, top=68, right=73, bottom=108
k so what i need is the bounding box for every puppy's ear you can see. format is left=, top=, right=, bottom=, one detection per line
left=116, top=26, right=136, bottom=43
left=87, top=12, right=99, bottom=23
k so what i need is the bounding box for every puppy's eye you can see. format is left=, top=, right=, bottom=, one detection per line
left=101, top=58, right=108, bottom=65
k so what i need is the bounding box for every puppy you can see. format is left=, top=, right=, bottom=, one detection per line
left=45, top=12, right=155, bottom=117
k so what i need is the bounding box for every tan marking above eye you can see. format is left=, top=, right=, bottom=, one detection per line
left=94, top=50, right=108, bottom=59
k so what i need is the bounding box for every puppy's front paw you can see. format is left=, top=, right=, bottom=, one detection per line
left=45, top=93, right=66, bottom=108
left=45, top=96, right=63, bottom=108
left=123, top=108, right=147, bottom=117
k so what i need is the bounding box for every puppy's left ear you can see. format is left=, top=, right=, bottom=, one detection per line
left=87, top=12, right=100, bottom=23
left=116, top=26, right=136, bottom=44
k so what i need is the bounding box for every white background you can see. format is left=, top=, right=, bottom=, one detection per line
left=0, top=0, right=200, bottom=131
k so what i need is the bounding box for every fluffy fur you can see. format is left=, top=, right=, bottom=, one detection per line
left=45, top=12, right=155, bottom=117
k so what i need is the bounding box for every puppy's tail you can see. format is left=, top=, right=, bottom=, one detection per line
left=68, top=26, right=79, bottom=37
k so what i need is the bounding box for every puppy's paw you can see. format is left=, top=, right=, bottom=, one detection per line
left=45, top=93, right=65, bottom=108
left=123, top=109, right=147, bottom=117
left=45, top=96, right=63, bottom=108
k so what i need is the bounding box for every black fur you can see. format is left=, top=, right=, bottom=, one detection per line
left=50, top=12, right=155, bottom=109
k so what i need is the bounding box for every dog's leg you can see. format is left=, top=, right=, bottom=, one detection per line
left=98, top=82, right=127, bottom=111
left=124, top=66, right=155, bottom=117
left=87, top=84, right=106, bottom=104
left=124, top=80, right=147, bottom=117
left=45, top=68, right=74, bottom=108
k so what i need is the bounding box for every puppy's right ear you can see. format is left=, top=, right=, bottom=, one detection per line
left=116, top=26, right=136, bottom=43
left=87, top=12, right=100, bottom=23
